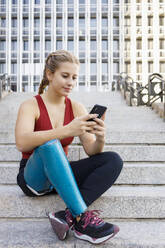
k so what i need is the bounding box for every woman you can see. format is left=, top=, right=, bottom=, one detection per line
left=15, top=50, right=123, bottom=244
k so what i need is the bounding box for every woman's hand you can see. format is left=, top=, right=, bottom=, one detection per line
left=66, top=114, right=98, bottom=137
left=89, top=115, right=106, bottom=142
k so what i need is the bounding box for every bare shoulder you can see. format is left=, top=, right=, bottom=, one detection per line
left=70, top=99, right=88, bottom=117
left=18, top=97, right=39, bottom=119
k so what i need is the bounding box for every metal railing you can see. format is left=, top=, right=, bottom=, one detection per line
left=116, top=72, right=165, bottom=121
left=0, top=73, right=11, bottom=100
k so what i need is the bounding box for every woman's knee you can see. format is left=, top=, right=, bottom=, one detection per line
left=104, top=151, right=123, bottom=173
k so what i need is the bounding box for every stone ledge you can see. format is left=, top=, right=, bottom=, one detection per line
left=1, top=145, right=165, bottom=162
left=1, top=162, right=165, bottom=185
left=0, top=185, right=165, bottom=218
left=0, top=219, right=165, bottom=248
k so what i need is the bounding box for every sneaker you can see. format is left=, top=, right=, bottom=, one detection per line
left=72, top=210, right=119, bottom=244
left=48, top=208, right=74, bottom=240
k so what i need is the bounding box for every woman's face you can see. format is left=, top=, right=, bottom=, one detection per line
left=48, top=62, right=79, bottom=96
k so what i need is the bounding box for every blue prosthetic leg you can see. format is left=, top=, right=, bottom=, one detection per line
left=24, top=139, right=87, bottom=217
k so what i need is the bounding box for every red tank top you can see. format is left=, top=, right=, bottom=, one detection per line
left=22, top=94, right=74, bottom=159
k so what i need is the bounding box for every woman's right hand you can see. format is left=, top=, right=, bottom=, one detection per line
left=66, top=114, right=98, bottom=137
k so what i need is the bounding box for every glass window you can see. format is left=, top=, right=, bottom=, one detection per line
left=12, top=18, right=17, bottom=28
left=1, top=0, right=6, bottom=4
left=34, top=40, right=40, bottom=51
left=113, top=62, right=119, bottom=73
left=102, top=17, right=108, bottom=27
left=102, top=0, right=108, bottom=3
left=79, top=18, right=85, bottom=27
left=34, top=18, right=40, bottom=28
left=160, top=62, right=165, bottom=73
left=79, top=40, right=85, bottom=50
left=11, top=63, right=17, bottom=74
left=125, top=39, right=130, bottom=50
left=148, top=39, right=153, bottom=49
left=12, top=0, right=17, bottom=4
left=113, top=40, right=119, bottom=50
left=159, top=16, right=164, bottom=26
left=11, top=40, right=17, bottom=50
left=35, top=0, right=40, bottom=4
left=125, top=17, right=130, bottom=26
left=102, top=62, right=108, bottom=74
left=0, top=40, right=5, bottom=50
left=23, top=40, right=28, bottom=51
left=136, top=62, right=142, bottom=73
left=90, top=40, right=97, bottom=50
left=113, top=17, right=119, bottom=27
left=68, top=0, right=73, bottom=3
left=125, top=62, right=130, bottom=73
left=0, top=63, right=5, bottom=74
left=136, top=39, right=142, bottom=49
left=80, top=62, right=85, bottom=74
left=90, top=62, right=96, bottom=74
left=68, top=40, right=74, bottom=51
left=45, top=40, right=51, bottom=50
left=23, top=0, right=29, bottom=4
left=79, top=0, right=85, bottom=3
left=23, top=18, right=28, bottom=27
left=148, top=16, right=153, bottom=26
left=148, top=62, right=153, bottom=73
left=45, top=18, right=51, bottom=28
left=91, top=18, right=96, bottom=28
left=102, top=40, right=108, bottom=50
left=56, top=18, right=62, bottom=28
left=45, top=0, right=51, bottom=3
left=56, top=0, right=63, bottom=3
left=68, top=18, right=73, bottom=27
left=90, top=0, right=96, bottom=3
left=1, top=18, right=6, bottom=28
left=136, top=16, right=141, bottom=26
left=160, top=39, right=165, bottom=49
left=56, top=40, right=62, bottom=50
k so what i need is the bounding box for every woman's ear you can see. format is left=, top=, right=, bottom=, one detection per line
left=46, top=69, right=53, bottom=82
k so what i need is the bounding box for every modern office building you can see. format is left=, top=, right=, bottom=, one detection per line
left=0, top=0, right=164, bottom=92
left=124, top=0, right=165, bottom=85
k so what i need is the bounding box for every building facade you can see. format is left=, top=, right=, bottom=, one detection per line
left=0, top=0, right=164, bottom=92
left=124, top=0, right=165, bottom=85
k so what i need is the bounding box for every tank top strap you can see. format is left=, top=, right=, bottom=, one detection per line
left=34, top=94, right=46, bottom=113
left=64, top=97, right=74, bottom=125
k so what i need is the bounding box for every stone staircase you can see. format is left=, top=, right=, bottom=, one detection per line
left=0, top=91, right=165, bottom=248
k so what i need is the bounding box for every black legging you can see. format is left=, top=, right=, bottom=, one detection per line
left=17, top=151, right=123, bottom=206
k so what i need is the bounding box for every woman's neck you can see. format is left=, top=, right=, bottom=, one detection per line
left=42, top=89, right=65, bottom=105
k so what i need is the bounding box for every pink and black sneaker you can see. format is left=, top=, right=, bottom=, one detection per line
left=48, top=208, right=74, bottom=240
left=72, top=210, right=119, bottom=244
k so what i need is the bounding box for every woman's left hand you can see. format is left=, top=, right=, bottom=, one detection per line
left=89, top=116, right=106, bottom=142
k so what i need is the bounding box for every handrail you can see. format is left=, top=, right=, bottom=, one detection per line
left=116, top=72, right=165, bottom=121
left=0, top=73, right=11, bottom=100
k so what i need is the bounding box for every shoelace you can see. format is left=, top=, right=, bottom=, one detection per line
left=65, top=209, right=74, bottom=226
left=81, top=210, right=104, bottom=229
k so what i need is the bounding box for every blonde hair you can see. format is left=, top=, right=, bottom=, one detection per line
left=38, top=50, right=80, bottom=94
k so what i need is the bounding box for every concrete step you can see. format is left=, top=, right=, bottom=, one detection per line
left=0, top=92, right=165, bottom=133
left=1, top=144, right=165, bottom=162
left=0, top=219, right=165, bottom=248
left=0, top=185, right=165, bottom=219
left=1, top=161, right=165, bottom=185
left=1, top=131, right=165, bottom=144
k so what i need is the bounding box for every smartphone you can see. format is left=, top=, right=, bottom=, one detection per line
left=87, top=104, right=107, bottom=121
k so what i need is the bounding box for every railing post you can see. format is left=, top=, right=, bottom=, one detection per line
left=0, top=77, right=2, bottom=100
left=163, top=80, right=165, bottom=122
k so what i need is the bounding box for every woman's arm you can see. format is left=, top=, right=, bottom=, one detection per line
left=72, top=101, right=106, bottom=157
left=15, top=99, right=97, bottom=152
left=15, top=100, right=70, bottom=152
